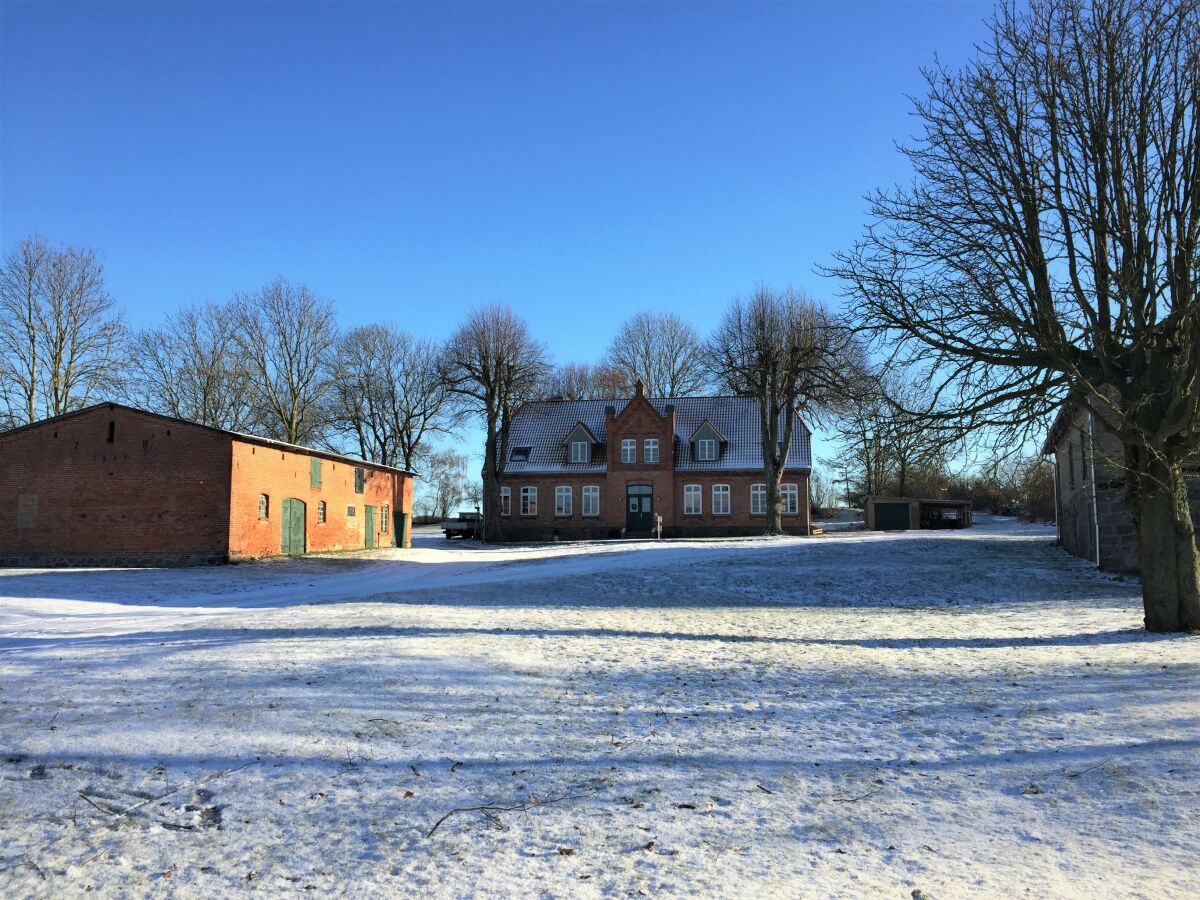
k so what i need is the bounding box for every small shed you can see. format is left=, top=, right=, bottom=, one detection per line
left=865, top=496, right=972, bottom=531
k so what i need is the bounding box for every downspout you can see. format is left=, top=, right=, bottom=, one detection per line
left=1051, top=454, right=1061, bottom=544
left=1088, top=411, right=1100, bottom=567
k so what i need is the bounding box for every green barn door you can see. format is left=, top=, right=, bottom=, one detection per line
left=364, top=505, right=376, bottom=549
left=281, top=499, right=307, bottom=554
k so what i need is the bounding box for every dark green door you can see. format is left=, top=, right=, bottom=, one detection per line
left=364, top=505, right=376, bottom=549
left=281, top=498, right=306, bottom=554
left=626, top=485, right=654, bottom=533
left=875, top=502, right=910, bottom=531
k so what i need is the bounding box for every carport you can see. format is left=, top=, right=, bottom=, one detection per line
left=865, top=496, right=973, bottom=531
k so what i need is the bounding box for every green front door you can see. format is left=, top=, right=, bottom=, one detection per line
left=626, top=485, right=654, bottom=533
left=364, top=505, right=376, bottom=549
left=281, top=498, right=306, bottom=554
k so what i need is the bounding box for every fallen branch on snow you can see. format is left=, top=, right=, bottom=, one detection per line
left=427, top=787, right=601, bottom=838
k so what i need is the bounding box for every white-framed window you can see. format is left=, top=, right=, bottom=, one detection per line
left=643, top=438, right=659, bottom=464
left=381, top=503, right=389, bottom=533
left=781, top=483, right=799, bottom=515
left=750, top=484, right=767, bottom=515
left=520, top=486, right=537, bottom=516
left=555, top=485, right=572, bottom=516
left=500, top=486, right=511, bottom=516
left=697, top=438, right=717, bottom=461
left=317, top=500, right=327, bottom=524
left=621, top=439, right=636, bottom=463
left=570, top=441, right=589, bottom=463
left=258, top=494, right=269, bottom=519
left=712, top=484, right=731, bottom=515
left=683, top=484, right=702, bottom=515
left=582, top=485, right=600, bottom=517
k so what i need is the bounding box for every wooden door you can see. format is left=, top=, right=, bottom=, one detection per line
left=626, top=485, right=653, bottom=533
left=364, top=505, right=376, bottom=549
left=281, top=498, right=306, bottom=554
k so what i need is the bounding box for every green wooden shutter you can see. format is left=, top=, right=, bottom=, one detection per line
left=310, top=458, right=322, bottom=488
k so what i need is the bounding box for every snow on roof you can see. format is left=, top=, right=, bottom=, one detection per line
left=503, top=396, right=812, bottom=473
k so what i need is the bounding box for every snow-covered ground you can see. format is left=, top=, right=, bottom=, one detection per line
left=1, top=518, right=1197, bottom=898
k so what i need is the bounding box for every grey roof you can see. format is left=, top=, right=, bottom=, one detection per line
left=502, top=396, right=812, bottom=474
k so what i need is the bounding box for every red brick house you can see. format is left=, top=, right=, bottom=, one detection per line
left=0, top=403, right=414, bottom=566
left=495, top=383, right=812, bottom=539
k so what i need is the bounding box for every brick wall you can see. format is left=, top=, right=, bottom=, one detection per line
left=228, top=441, right=411, bottom=558
left=0, top=405, right=232, bottom=565
left=497, top=471, right=810, bottom=540
left=1051, top=407, right=1199, bottom=573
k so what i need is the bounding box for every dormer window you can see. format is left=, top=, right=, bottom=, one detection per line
left=697, top=438, right=717, bottom=461
left=570, top=440, right=589, bottom=463
left=510, top=447, right=532, bottom=462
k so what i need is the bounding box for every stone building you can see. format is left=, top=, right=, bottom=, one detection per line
left=1043, top=402, right=1200, bottom=572
left=494, top=383, right=812, bottom=540
left=0, top=403, right=414, bottom=566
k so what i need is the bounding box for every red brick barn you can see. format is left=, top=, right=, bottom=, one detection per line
left=0, top=403, right=414, bottom=566
left=495, top=383, right=812, bottom=540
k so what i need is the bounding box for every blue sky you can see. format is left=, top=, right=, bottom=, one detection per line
left=1, top=0, right=996, bottom=474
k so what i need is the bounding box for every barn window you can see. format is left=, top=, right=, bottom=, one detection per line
left=107, top=421, right=115, bottom=443
left=500, top=486, right=512, bottom=516
left=311, top=458, right=323, bottom=488
left=712, top=484, right=730, bottom=515
left=381, top=503, right=390, bottom=532
left=582, top=485, right=600, bottom=517
left=780, top=484, right=799, bottom=515
left=1079, top=428, right=1089, bottom=478
left=258, top=494, right=269, bottom=519
left=697, top=438, right=716, bottom=461
left=520, top=486, right=537, bottom=516
left=644, top=439, right=659, bottom=464
left=620, top=439, right=636, bottom=463
left=317, top=501, right=327, bottom=524
left=750, top=484, right=767, bottom=515
left=346, top=505, right=356, bottom=518
left=684, top=484, right=702, bottom=515
left=555, top=486, right=572, bottom=517
left=354, top=467, right=365, bottom=494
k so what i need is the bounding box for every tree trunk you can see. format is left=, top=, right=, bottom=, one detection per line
left=483, top=428, right=502, bottom=543
left=766, top=472, right=782, bottom=534
left=1128, top=448, right=1200, bottom=633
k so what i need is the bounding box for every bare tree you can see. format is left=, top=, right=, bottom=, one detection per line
left=709, top=287, right=857, bottom=533
left=828, top=0, right=1200, bottom=632
left=232, top=277, right=336, bottom=445
left=0, top=235, right=50, bottom=427
left=442, top=305, right=551, bottom=541
left=423, top=449, right=469, bottom=519
left=127, top=301, right=254, bottom=430
left=833, top=370, right=958, bottom=498
left=329, top=324, right=454, bottom=469
left=0, top=237, right=124, bottom=425
left=606, top=312, right=708, bottom=397
left=546, top=361, right=632, bottom=399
